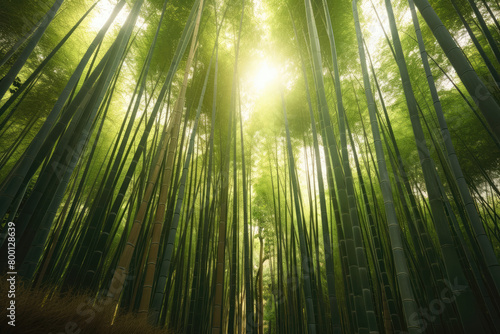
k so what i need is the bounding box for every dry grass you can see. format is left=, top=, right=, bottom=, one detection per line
left=0, top=276, right=172, bottom=333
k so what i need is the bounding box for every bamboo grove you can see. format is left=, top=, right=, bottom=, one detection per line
left=1, top=0, right=500, bottom=333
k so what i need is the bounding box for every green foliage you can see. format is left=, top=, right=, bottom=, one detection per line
left=1, top=0, right=500, bottom=333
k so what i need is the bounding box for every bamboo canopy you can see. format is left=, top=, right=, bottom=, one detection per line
left=1, top=0, right=500, bottom=333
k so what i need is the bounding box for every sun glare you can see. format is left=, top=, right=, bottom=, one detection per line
left=252, top=61, right=278, bottom=91
left=89, top=0, right=130, bottom=31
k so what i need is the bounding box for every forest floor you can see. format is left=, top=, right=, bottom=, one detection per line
left=0, top=275, right=173, bottom=334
